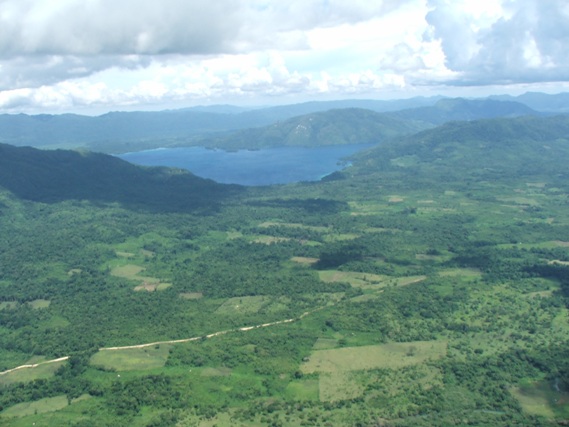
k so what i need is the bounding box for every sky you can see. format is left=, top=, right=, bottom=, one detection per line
left=1, top=0, right=569, bottom=114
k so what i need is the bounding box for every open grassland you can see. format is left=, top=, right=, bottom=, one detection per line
left=290, top=256, right=319, bottom=265
left=301, top=341, right=447, bottom=374
left=319, top=371, right=364, bottom=402
left=285, top=379, right=319, bottom=401
left=1, top=395, right=69, bottom=418
left=0, top=358, right=66, bottom=386
left=110, top=263, right=171, bottom=291
left=0, top=301, right=18, bottom=310
left=27, top=299, right=50, bottom=309
left=179, top=292, right=203, bottom=300
left=511, top=381, right=569, bottom=419
left=110, top=263, right=145, bottom=278
left=258, top=221, right=329, bottom=232
left=252, top=235, right=291, bottom=244
left=312, top=338, right=338, bottom=350
left=318, top=270, right=385, bottom=289
left=90, top=345, right=171, bottom=371
left=215, top=296, right=274, bottom=315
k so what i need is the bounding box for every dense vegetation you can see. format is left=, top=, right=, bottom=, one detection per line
left=0, top=96, right=554, bottom=153
left=0, top=114, right=569, bottom=426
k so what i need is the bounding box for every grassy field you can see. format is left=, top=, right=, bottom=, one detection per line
left=179, top=292, right=204, bottom=300
left=27, top=299, right=50, bottom=309
left=301, top=341, right=447, bottom=374
left=319, top=371, right=363, bottom=402
left=318, top=270, right=385, bottom=289
left=90, top=345, right=171, bottom=371
left=511, top=380, right=569, bottom=419
left=0, top=301, right=18, bottom=310
left=0, top=358, right=67, bottom=386
left=1, top=395, right=69, bottom=418
left=215, top=296, right=290, bottom=315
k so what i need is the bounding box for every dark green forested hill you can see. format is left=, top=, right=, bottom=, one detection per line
left=197, top=108, right=427, bottom=149
left=347, top=114, right=569, bottom=187
left=0, top=143, right=241, bottom=211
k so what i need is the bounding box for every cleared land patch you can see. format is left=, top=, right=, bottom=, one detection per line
left=318, top=270, right=385, bottom=289
left=215, top=296, right=285, bottom=315
left=1, top=395, right=68, bottom=418
left=90, top=345, right=171, bottom=371
left=27, top=299, right=50, bottom=309
left=0, top=301, right=18, bottom=310
left=134, top=282, right=172, bottom=292
left=319, top=371, right=364, bottom=402
left=323, top=233, right=360, bottom=242
left=312, top=338, right=338, bottom=350
left=301, top=341, right=447, bottom=374
left=510, top=380, right=569, bottom=419
left=285, top=379, right=319, bottom=401
left=201, top=367, right=232, bottom=377
left=438, top=268, right=482, bottom=279
left=252, top=235, right=291, bottom=244
left=179, top=292, right=203, bottom=300
left=111, top=264, right=145, bottom=278
left=0, top=358, right=67, bottom=385
left=258, top=221, right=328, bottom=232
left=388, top=196, right=404, bottom=203
left=291, top=256, right=319, bottom=265
left=110, top=264, right=170, bottom=291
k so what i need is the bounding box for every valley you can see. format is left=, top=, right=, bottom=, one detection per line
left=0, top=107, right=568, bottom=426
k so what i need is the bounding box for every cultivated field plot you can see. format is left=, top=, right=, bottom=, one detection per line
left=319, top=371, right=364, bottom=402
left=0, top=301, right=18, bottom=310
left=215, top=295, right=288, bottom=315
left=301, top=341, right=447, bottom=374
left=290, top=256, right=319, bottom=265
left=27, top=299, right=50, bottom=309
left=110, top=263, right=170, bottom=291
left=90, top=345, right=171, bottom=371
left=318, top=270, right=385, bottom=289
left=0, top=358, right=67, bottom=386
left=510, top=381, right=569, bottom=419
left=0, top=395, right=69, bottom=418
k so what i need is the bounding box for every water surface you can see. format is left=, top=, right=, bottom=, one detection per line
left=118, top=144, right=373, bottom=186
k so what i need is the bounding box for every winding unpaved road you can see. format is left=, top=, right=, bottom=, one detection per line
left=0, top=311, right=313, bottom=376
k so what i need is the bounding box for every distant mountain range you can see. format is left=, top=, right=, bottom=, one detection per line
left=0, top=93, right=566, bottom=153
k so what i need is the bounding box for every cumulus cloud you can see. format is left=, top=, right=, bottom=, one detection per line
left=1, top=0, right=569, bottom=113
left=426, top=0, right=569, bottom=84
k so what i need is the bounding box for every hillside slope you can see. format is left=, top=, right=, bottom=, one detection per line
left=0, top=144, right=240, bottom=211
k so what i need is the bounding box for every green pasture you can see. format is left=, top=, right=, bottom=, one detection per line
left=0, top=359, right=67, bottom=386
left=216, top=296, right=274, bottom=315
left=318, top=270, right=385, bottom=289
left=90, top=345, right=171, bottom=371
left=301, top=341, right=447, bottom=374
left=27, top=299, right=50, bottom=309
left=0, top=301, right=18, bottom=310
left=319, top=371, right=364, bottom=402
left=1, top=395, right=69, bottom=418
left=511, top=380, right=569, bottom=419
left=258, top=221, right=329, bottom=232
left=285, top=379, right=319, bottom=400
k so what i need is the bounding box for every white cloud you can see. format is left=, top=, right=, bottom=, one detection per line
left=0, top=0, right=568, bottom=113
left=426, top=0, right=569, bottom=85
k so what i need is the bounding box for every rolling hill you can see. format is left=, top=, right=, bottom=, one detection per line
left=0, top=143, right=240, bottom=211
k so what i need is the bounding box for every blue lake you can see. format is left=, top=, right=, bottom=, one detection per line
left=118, top=144, right=374, bottom=186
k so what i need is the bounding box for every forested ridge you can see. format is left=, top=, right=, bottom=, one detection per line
left=0, top=115, right=569, bottom=426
